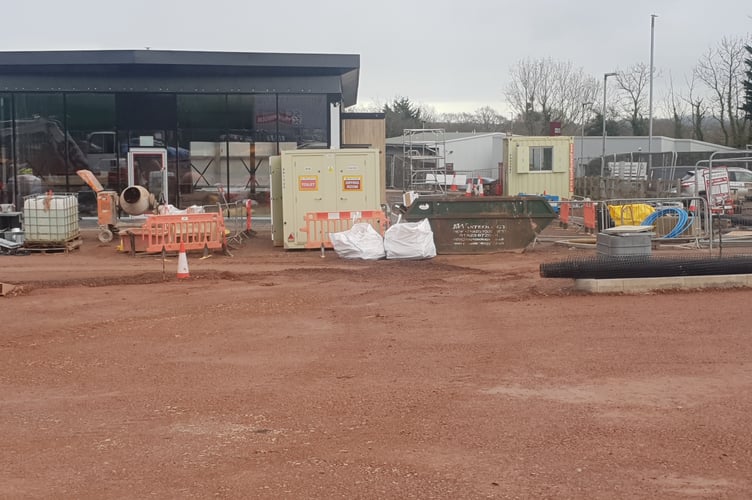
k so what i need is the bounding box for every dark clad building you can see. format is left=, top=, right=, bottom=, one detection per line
left=0, top=50, right=359, bottom=211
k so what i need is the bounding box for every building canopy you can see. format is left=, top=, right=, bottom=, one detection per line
left=0, top=50, right=360, bottom=106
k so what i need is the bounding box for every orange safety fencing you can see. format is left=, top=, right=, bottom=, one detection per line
left=300, top=210, right=387, bottom=249
left=559, top=200, right=570, bottom=226
left=140, top=213, right=226, bottom=254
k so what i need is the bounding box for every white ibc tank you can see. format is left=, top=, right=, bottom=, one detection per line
left=23, top=194, right=80, bottom=243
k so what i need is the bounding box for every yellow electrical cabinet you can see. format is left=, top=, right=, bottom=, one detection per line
left=272, top=148, right=381, bottom=249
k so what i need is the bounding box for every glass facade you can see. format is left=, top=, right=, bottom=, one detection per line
left=0, top=94, right=12, bottom=205
left=0, top=92, right=329, bottom=214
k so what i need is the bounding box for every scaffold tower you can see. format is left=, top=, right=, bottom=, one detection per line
left=402, top=129, right=447, bottom=194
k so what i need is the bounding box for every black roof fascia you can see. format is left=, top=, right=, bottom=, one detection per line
left=0, top=50, right=360, bottom=105
left=0, top=74, right=343, bottom=95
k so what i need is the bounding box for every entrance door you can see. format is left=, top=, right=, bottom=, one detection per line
left=335, top=152, right=371, bottom=212
left=128, top=148, right=169, bottom=204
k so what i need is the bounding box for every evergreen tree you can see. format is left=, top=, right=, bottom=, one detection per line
left=383, top=97, right=424, bottom=137
left=742, top=45, right=752, bottom=126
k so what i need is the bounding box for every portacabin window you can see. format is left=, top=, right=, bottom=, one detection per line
left=529, top=146, right=553, bottom=172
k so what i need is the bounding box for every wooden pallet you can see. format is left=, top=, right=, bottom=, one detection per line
left=24, top=238, right=83, bottom=253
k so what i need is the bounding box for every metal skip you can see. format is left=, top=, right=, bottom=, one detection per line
left=402, top=195, right=557, bottom=254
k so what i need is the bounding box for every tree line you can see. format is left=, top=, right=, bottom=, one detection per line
left=351, top=35, right=752, bottom=148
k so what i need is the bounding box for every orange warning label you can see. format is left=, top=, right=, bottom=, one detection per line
left=342, top=175, right=362, bottom=191
left=298, top=175, right=318, bottom=191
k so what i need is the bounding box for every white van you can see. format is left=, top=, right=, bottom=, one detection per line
left=680, top=167, right=752, bottom=197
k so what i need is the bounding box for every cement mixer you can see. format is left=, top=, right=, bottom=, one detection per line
left=119, top=185, right=155, bottom=216
left=75, top=147, right=169, bottom=242
left=76, top=170, right=157, bottom=243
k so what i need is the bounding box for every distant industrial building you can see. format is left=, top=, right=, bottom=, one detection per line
left=386, top=131, right=748, bottom=200
left=387, top=131, right=574, bottom=199
left=576, top=136, right=740, bottom=175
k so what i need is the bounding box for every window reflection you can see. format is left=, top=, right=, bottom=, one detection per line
left=12, top=94, right=85, bottom=199
left=66, top=94, right=117, bottom=213
left=1, top=95, right=13, bottom=205
left=277, top=95, right=327, bottom=148
left=1, top=92, right=331, bottom=211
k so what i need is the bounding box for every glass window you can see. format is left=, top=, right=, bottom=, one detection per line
left=66, top=94, right=117, bottom=204
left=177, top=94, right=280, bottom=204
left=1, top=94, right=13, bottom=204
left=226, top=95, right=278, bottom=199
left=178, top=127, right=227, bottom=192
left=178, top=94, right=226, bottom=130
left=178, top=95, right=230, bottom=204
left=12, top=93, right=74, bottom=193
left=114, top=129, right=187, bottom=208
left=277, top=94, right=328, bottom=148
left=117, top=94, right=177, bottom=130
left=67, top=93, right=116, bottom=131
left=227, top=95, right=261, bottom=134
left=15, top=93, right=64, bottom=122
left=529, top=146, right=553, bottom=172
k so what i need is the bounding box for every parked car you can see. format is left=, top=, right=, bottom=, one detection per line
left=679, top=167, right=752, bottom=197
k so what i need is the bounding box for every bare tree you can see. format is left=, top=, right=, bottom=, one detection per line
left=694, top=35, right=751, bottom=147
left=505, top=57, right=599, bottom=136
left=615, top=62, right=650, bottom=135
left=418, top=103, right=438, bottom=126
left=473, top=106, right=503, bottom=132
left=681, top=72, right=709, bottom=142
left=505, top=58, right=543, bottom=134
left=661, top=72, right=688, bottom=138
left=440, top=112, right=474, bottom=124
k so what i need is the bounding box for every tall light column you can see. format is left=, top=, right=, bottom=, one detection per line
left=581, top=101, right=592, bottom=174
left=601, top=72, right=617, bottom=177
left=648, top=14, right=658, bottom=170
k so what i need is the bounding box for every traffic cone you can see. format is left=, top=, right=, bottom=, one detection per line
left=477, top=177, right=484, bottom=197
left=450, top=174, right=458, bottom=192
left=465, top=179, right=473, bottom=197
left=176, top=241, right=190, bottom=279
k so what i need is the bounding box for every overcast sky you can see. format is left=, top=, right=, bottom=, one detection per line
left=1, top=0, right=750, bottom=116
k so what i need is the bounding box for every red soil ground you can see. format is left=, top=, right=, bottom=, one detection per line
left=1, top=227, right=751, bottom=498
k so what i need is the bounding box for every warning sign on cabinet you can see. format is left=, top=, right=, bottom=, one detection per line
left=298, top=175, right=318, bottom=191
left=342, top=175, right=363, bottom=191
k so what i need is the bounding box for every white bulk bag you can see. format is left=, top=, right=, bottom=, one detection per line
left=329, top=223, right=386, bottom=260
left=384, top=218, right=436, bottom=259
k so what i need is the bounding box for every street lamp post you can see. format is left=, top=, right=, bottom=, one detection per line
left=648, top=14, right=658, bottom=171
left=581, top=102, right=592, bottom=175
left=601, top=72, right=618, bottom=178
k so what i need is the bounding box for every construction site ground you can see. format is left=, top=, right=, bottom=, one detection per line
left=2, top=223, right=752, bottom=499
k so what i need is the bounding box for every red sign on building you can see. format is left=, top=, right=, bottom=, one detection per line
left=342, top=175, right=362, bottom=191
left=298, top=176, right=318, bottom=191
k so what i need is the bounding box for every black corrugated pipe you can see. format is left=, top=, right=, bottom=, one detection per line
left=540, top=255, right=752, bottom=280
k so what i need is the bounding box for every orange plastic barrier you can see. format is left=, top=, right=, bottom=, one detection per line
left=140, top=213, right=226, bottom=254
left=246, top=199, right=253, bottom=232
left=300, top=210, right=386, bottom=249
left=559, top=200, right=570, bottom=226
left=583, top=201, right=597, bottom=232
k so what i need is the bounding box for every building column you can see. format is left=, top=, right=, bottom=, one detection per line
left=329, top=100, right=341, bottom=149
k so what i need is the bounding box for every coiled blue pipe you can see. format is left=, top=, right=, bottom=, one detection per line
left=641, top=207, right=692, bottom=238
